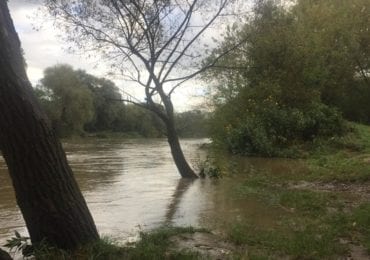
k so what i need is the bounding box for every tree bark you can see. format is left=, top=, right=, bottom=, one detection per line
left=0, top=248, right=11, bottom=260
left=166, top=121, right=198, bottom=178
left=0, top=1, right=99, bottom=250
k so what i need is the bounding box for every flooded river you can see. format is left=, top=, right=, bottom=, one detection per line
left=0, top=138, right=297, bottom=247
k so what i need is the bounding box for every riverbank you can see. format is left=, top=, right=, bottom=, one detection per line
left=3, top=124, right=370, bottom=259
left=63, top=130, right=209, bottom=140
left=41, top=124, right=370, bottom=259
left=211, top=123, right=370, bottom=259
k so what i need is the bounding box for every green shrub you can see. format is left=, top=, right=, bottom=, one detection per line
left=211, top=99, right=346, bottom=157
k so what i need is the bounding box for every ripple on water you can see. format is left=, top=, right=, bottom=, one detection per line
left=0, top=138, right=287, bottom=247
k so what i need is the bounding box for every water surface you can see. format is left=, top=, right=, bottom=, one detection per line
left=0, top=138, right=290, bottom=247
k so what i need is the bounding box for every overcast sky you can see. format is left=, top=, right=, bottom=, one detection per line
left=8, top=0, right=249, bottom=111
left=9, top=0, right=111, bottom=84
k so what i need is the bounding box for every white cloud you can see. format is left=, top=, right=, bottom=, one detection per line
left=9, top=0, right=107, bottom=85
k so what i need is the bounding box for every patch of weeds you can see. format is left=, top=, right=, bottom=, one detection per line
left=326, top=212, right=352, bottom=238
left=278, top=225, right=347, bottom=258
left=307, top=152, right=370, bottom=182
left=353, top=203, right=370, bottom=251
left=74, top=237, right=126, bottom=260
left=234, top=174, right=277, bottom=198
left=15, top=226, right=205, bottom=260
left=228, top=223, right=250, bottom=246
left=279, top=190, right=338, bottom=217
left=305, top=123, right=370, bottom=182
left=33, top=244, right=71, bottom=260
left=3, top=231, right=32, bottom=257
left=228, top=220, right=348, bottom=259
left=227, top=191, right=352, bottom=259
left=351, top=124, right=370, bottom=152
left=196, top=157, right=222, bottom=178
left=232, top=245, right=272, bottom=260
left=123, top=226, right=205, bottom=259
left=5, top=236, right=124, bottom=260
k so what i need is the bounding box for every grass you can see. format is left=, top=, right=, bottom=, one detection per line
left=229, top=178, right=351, bottom=258
left=220, top=123, right=370, bottom=259
left=352, top=203, right=370, bottom=251
left=227, top=200, right=354, bottom=259
left=122, top=226, right=202, bottom=260
left=229, top=222, right=349, bottom=258
left=32, top=227, right=204, bottom=260
left=305, top=123, right=370, bottom=182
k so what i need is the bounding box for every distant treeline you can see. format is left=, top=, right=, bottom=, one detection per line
left=207, top=0, right=370, bottom=156
left=35, top=64, right=208, bottom=138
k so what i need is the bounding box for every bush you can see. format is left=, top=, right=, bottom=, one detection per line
left=211, top=100, right=346, bottom=157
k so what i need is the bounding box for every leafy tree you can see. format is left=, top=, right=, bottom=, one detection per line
left=37, top=65, right=169, bottom=137
left=123, top=104, right=165, bottom=137
left=38, top=65, right=94, bottom=136
left=77, top=70, right=125, bottom=132
left=0, top=1, right=98, bottom=249
left=43, top=0, right=245, bottom=178
left=206, top=0, right=356, bottom=156
left=292, top=0, right=370, bottom=122
left=175, top=110, right=209, bottom=138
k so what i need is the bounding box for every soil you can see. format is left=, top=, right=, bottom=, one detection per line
left=290, top=181, right=370, bottom=203
left=170, top=232, right=239, bottom=259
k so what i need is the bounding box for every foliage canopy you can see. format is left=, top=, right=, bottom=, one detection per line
left=207, top=0, right=370, bottom=156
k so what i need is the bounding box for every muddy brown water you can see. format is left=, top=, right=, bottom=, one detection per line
left=0, top=138, right=291, bottom=249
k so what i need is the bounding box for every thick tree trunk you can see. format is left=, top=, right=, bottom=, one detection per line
left=166, top=122, right=198, bottom=178
left=0, top=248, right=11, bottom=260
left=0, top=1, right=99, bottom=250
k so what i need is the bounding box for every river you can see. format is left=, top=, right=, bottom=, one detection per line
left=0, top=138, right=294, bottom=248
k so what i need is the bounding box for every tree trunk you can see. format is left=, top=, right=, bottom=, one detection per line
left=0, top=248, right=11, bottom=260
left=166, top=122, right=198, bottom=178
left=0, top=1, right=99, bottom=250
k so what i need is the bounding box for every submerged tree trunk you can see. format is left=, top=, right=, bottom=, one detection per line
left=166, top=121, right=198, bottom=178
left=0, top=1, right=99, bottom=250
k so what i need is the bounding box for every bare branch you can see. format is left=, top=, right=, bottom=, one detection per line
left=165, top=34, right=248, bottom=84
left=161, top=0, right=229, bottom=83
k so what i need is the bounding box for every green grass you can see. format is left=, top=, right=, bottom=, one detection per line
left=221, top=123, right=370, bottom=258
left=279, top=190, right=340, bottom=217
left=352, top=203, right=370, bottom=251
left=305, top=123, right=370, bottom=182
left=228, top=178, right=351, bottom=258
left=227, top=209, right=353, bottom=259
left=123, top=226, right=203, bottom=260
left=32, top=227, right=205, bottom=260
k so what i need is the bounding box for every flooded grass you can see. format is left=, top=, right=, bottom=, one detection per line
left=227, top=176, right=352, bottom=258
left=216, top=124, right=370, bottom=259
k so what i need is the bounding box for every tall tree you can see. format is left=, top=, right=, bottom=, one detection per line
left=76, top=70, right=125, bottom=132
left=44, top=0, right=244, bottom=178
left=0, top=1, right=99, bottom=250
left=206, top=0, right=348, bottom=155
left=38, top=64, right=94, bottom=136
